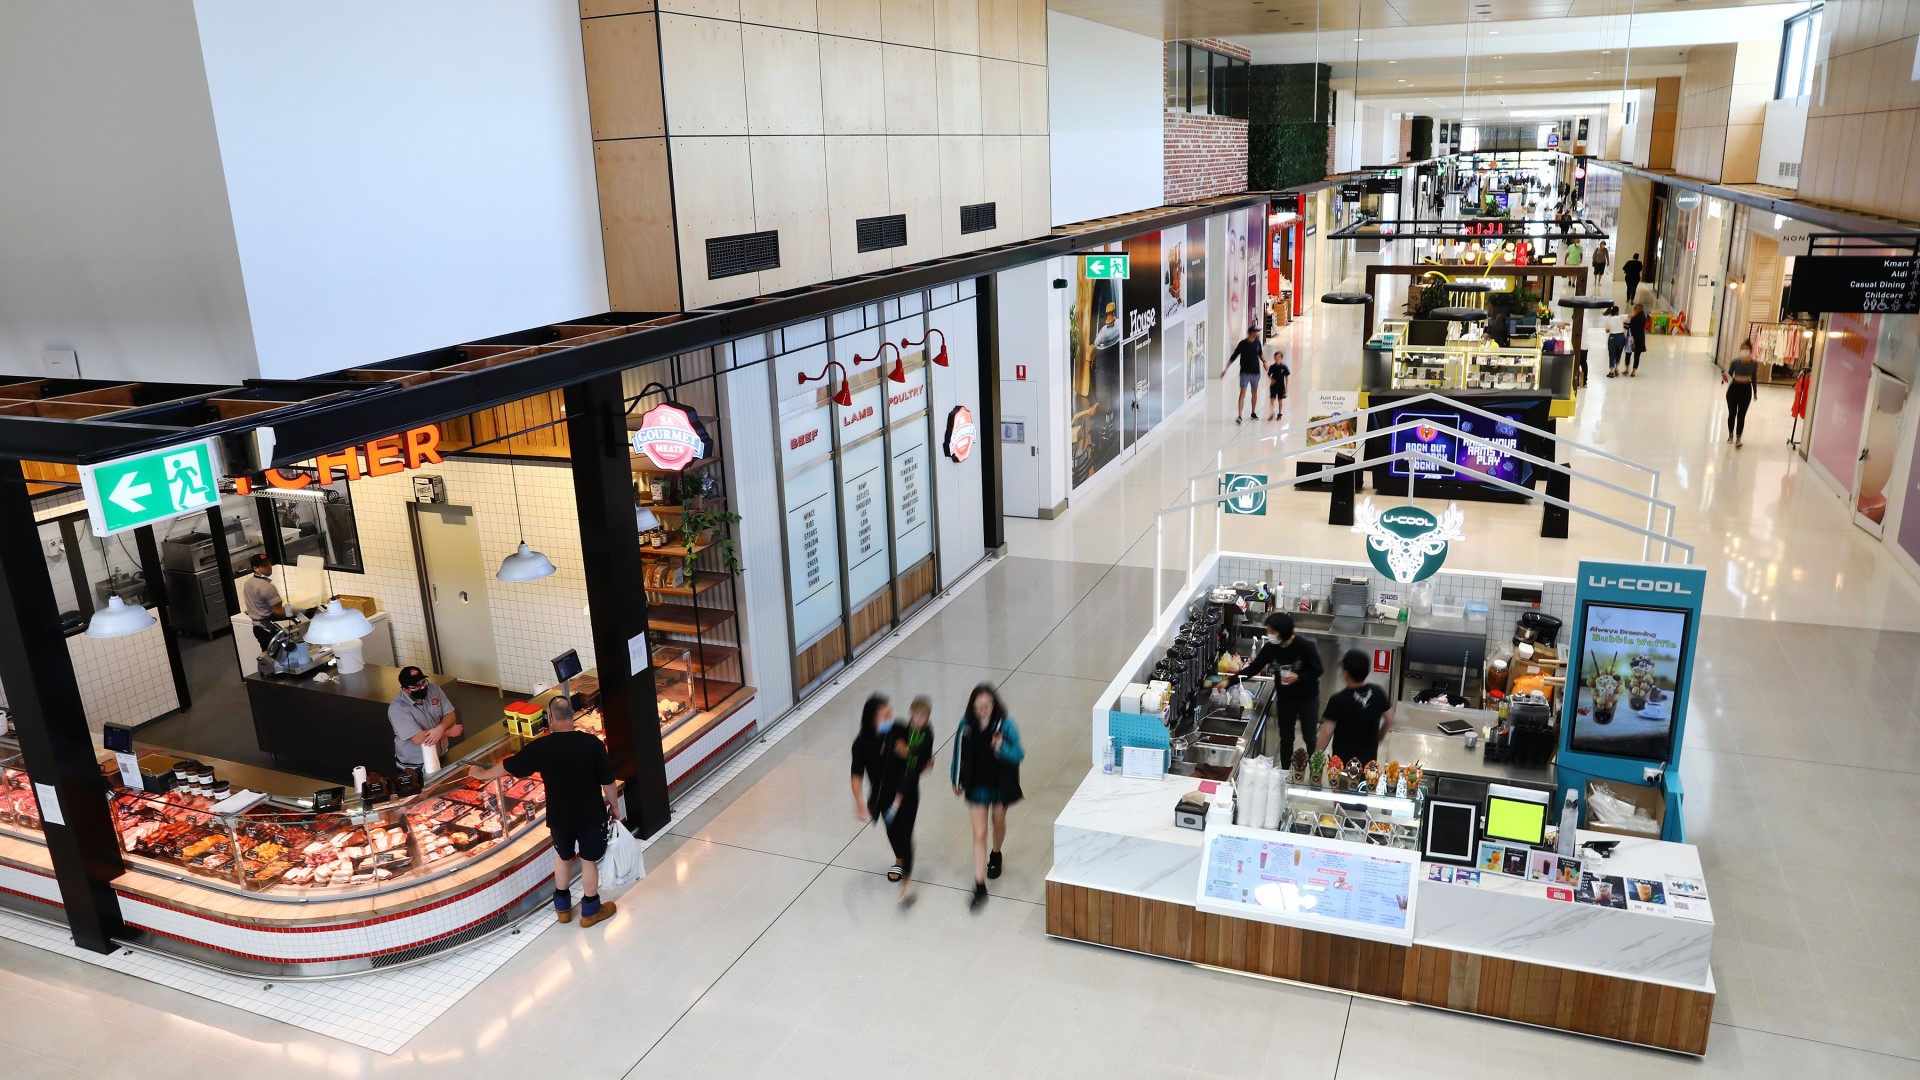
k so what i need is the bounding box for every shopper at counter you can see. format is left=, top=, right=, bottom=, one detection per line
left=241, top=554, right=285, bottom=653
left=1316, top=649, right=1396, bottom=765
left=470, top=702, right=621, bottom=929
left=1240, top=613, right=1322, bottom=762
left=388, top=666, right=463, bottom=773
left=952, top=684, right=1024, bottom=910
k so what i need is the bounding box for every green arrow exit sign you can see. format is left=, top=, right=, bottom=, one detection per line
left=79, top=437, right=225, bottom=536
left=1083, top=253, right=1130, bottom=279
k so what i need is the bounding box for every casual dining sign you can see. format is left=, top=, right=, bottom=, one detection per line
left=1785, top=255, right=1920, bottom=314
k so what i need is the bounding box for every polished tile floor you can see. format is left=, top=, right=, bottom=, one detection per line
left=8, top=284, right=1920, bottom=1078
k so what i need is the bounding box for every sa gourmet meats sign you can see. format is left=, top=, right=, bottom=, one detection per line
left=943, top=405, right=977, bottom=463
left=631, top=402, right=711, bottom=471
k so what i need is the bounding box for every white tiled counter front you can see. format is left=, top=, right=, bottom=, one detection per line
left=1414, top=832, right=1715, bottom=991
left=1049, top=769, right=1209, bottom=904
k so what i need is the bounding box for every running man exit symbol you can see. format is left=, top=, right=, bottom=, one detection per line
left=1083, top=254, right=1131, bottom=279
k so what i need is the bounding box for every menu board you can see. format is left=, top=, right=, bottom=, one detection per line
left=840, top=436, right=891, bottom=606
left=783, top=459, right=841, bottom=646
left=1194, top=823, right=1419, bottom=945
left=1787, top=256, right=1920, bottom=315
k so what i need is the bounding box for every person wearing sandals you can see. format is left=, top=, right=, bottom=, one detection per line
left=874, top=697, right=937, bottom=901
left=951, top=684, right=1025, bottom=910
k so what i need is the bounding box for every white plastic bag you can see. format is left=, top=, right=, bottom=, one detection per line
left=598, top=819, right=647, bottom=889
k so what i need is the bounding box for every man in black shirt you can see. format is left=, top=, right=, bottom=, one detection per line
left=470, top=695, right=621, bottom=928
left=1240, top=613, right=1322, bottom=763
left=1316, top=649, right=1396, bottom=766
left=1622, top=253, right=1644, bottom=306
left=1220, top=326, right=1264, bottom=423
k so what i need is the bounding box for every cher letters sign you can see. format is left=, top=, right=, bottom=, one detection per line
left=1354, top=498, right=1466, bottom=583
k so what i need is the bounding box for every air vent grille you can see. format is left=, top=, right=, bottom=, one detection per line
left=959, top=202, right=997, bottom=235
left=856, top=214, right=908, bottom=253
left=705, top=230, right=780, bottom=279
left=1777, top=160, right=1800, bottom=179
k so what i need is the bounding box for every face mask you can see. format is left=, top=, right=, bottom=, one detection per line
left=408, top=686, right=430, bottom=702
left=1268, top=634, right=1284, bottom=645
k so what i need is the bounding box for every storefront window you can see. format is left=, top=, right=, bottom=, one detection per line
left=255, top=476, right=362, bottom=573
left=775, top=337, right=844, bottom=690
left=1777, top=6, right=1822, bottom=100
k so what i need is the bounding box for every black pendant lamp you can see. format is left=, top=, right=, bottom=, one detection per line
left=1445, top=281, right=1494, bottom=294
left=1431, top=306, right=1489, bottom=322
left=1321, top=291, right=1373, bottom=305
left=1557, top=295, right=1614, bottom=310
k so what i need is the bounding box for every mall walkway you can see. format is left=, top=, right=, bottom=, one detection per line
left=6, top=303, right=1920, bottom=1079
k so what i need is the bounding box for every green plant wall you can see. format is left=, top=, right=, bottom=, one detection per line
left=1248, top=63, right=1332, bottom=191
left=1409, top=116, right=1434, bottom=161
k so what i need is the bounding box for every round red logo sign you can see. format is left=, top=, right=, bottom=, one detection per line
left=631, top=403, right=708, bottom=471
left=944, top=405, right=976, bottom=463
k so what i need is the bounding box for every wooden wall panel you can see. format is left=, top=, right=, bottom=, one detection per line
left=849, top=589, right=894, bottom=650
left=896, top=556, right=936, bottom=612
left=796, top=627, right=846, bottom=689
left=1047, top=881, right=1714, bottom=1056
left=583, top=14, right=666, bottom=140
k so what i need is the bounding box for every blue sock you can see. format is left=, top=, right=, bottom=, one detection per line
left=554, top=888, right=571, bottom=912
left=581, top=894, right=601, bottom=917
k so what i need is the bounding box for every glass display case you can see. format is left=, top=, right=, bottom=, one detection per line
left=3, top=737, right=554, bottom=899
left=652, top=645, right=696, bottom=736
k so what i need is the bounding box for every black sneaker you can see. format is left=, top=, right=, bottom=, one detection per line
left=987, top=851, right=1003, bottom=880
left=1235, top=415, right=1242, bottom=424
left=971, top=882, right=988, bottom=910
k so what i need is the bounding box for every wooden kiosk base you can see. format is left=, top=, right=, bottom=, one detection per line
left=1046, top=881, right=1714, bottom=1055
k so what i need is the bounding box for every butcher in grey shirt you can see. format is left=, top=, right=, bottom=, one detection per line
left=241, top=554, right=284, bottom=653
left=389, top=665, right=462, bottom=770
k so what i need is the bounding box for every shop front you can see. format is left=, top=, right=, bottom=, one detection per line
left=0, top=287, right=1000, bottom=976
left=1052, top=544, right=1713, bottom=1053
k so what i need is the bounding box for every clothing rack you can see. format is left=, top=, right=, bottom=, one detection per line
left=1747, top=321, right=1807, bottom=385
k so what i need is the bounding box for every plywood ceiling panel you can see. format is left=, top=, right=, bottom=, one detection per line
left=1047, top=0, right=1794, bottom=39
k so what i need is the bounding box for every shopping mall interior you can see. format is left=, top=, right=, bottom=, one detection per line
left=5, top=0, right=1920, bottom=1077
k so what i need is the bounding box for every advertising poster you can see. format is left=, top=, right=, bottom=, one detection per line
left=775, top=347, right=843, bottom=647
left=1121, top=230, right=1163, bottom=446
left=1810, top=311, right=1877, bottom=491
left=1388, top=412, right=1458, bottom=479
left=1068, top=254, right=1124, bottom=487
left=1186, top=220, right=1209, bottom=398
left=1161, top=227, right=1186, bottom=323
left=1305, top=390, right=1360, bottom=448
left=1568, top=602, right=1689, bottom=760
left=1247, top=211, right=1266, bottom=334
left=1196, top=826, right=1417, bottom=945
left=1225, top=209, right=1249, bottom=340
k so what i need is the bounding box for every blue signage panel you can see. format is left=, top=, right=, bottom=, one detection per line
left=1557, top=560, right=1708, bottom=843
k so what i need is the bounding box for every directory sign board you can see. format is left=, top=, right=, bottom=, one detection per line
left=1786, top=256, right=1920, bottom=314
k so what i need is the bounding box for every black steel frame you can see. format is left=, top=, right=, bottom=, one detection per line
left=1329, top=216, right=1610, bottom=242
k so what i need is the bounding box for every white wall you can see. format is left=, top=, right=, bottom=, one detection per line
left=0, top=0, right=259, bottom=384
left=1758, top=98, right=1808, bottom=191
left=1048, top=11, right=1164, bottom=225
left=928, top=289, right=988, bottom=579
left=722, top=339, right=796, bottom=721
left=1619, top=89, right=1654, bottom=167
left=192, top=1, right=609, bottom=380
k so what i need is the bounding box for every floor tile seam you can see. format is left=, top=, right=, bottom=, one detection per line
left=1690, top=744, right=1920, bottom=779
left=655, top=831, right=840, bottom=866
left=1709, top=1019, right=1920, bottom=1063
left=1007, top=560, right=1138, bottom=676
left=617, top=857, right=838, bottom=1080
left=826, top=863, right=1045, bottom=906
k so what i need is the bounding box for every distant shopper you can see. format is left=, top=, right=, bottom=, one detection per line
left=389, top=666, right=462, bottom=774
left=1315, top=649, right=1396, bottom=766
left=1223, top=327, right=1264, bottom=424
left=1723, top=342, right=1759, bottom=448
left=1628, top=303, right=1650, bottom=376
left=875, top=696, right=937, bottom=900
left=1592, top=241, right=1611, bottom=281
left=241, top=554, right=285, bottom=654
left=469, top=700, right=621, bottom=928
left=1240, top=612, right=1324, bottom=765
left=1604, top=304, right=1629, bottom=378
left=1266, top=348, right=1291, bottom=422
left=952, top=684, right=1024, bottom=910
left=850, top=693, right=893, bottom=824
left=1622, top=253, right=1644, bottom=304
left=1564, top=239, right=1583, bottom=268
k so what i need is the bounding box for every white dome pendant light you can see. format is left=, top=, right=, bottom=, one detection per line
left=496, top=455, right=557, bottom=582
left=86, top=595, right=158, bottom=638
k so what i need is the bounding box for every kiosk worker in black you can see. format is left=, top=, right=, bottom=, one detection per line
left=1239, top=613, right=1322, bottom=763
left=1316, top=649, right=1396, bottom=765
left=470, top=696, right=621, bottom=929
left=387, top=665, right=462, bottom=773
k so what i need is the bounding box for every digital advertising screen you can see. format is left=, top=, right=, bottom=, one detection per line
left=1567, top=602, right=1690, bottom=761
left=1385, top=408, right=1534, bottom=487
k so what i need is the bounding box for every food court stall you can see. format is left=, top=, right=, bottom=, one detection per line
left=1050, top=550, right=1715, bottom=1053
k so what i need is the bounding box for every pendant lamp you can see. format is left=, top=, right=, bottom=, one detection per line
left=1320, top=291, right=1373, bottom=305
left=86, top=595, right=157, bottom=639
left=303, top=598, right=375, bottom=645
left=497, top=457, right=558, bottom=582
left=1432, top=306, right=1490, bottom=321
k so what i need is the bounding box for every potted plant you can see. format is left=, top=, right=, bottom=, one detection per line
left=679, top=501, right=743, bottom=579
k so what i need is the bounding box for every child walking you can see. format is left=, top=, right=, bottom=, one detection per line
left=876, top=696, right=937, bottom=901
left=1266, top=348, right=1291, bottom=421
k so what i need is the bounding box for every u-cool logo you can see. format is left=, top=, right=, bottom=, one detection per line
left=1354, top=498, right=1467, bottom=584
left=1586, top=575, right=1694, bottom=595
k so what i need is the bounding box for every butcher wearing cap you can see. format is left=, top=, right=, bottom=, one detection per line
left=388, top=666, right=462, bottom=773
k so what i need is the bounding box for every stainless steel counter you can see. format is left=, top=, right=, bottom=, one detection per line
left=1380, top=728, right=1555, bottom=788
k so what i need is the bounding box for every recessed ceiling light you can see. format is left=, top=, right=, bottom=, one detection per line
left=1353, top=37, right=1364, bottom=41
left=1489, top=30, right=1499, bottom=35
left=1388, top=59, right=1397, bottom=64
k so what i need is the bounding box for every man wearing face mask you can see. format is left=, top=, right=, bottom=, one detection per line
left=388, top=666, right=463, bottom=773
left=1239, top=612, right=1323, bottom=763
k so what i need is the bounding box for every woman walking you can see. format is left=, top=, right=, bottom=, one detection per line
left=1592, top=241, right=1610, bottom=283
left=1604, top=305, right=1628, bottom=378
left=1627, top=303, right=1650, bottom=377
left=1723, top=342, right=1759, bottom=448
left=850, top=693, right=893, bottom=823
left=951, top=683, right=1025, bottom=910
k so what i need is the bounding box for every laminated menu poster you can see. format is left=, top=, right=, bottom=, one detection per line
left=1196, top=824, right=1418, bottom=945
left=1623, top=877, right=1668, bottom=914
left=1665, top=876, right=1713, bottom=922
left=1575, top=872, right=1629, bottom=909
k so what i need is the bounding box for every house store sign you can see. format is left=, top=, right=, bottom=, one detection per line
left=631, top=402, right=711, bottom=471
left=1353, top=497, right=1466, bottom=583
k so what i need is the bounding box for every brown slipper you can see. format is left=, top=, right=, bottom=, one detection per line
left=556, top=908, right=573, bottom=924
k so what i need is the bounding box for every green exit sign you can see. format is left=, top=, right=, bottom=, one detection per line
left=80, top=438, right=225, bottom=536
left=1083, top=253, right=1130, bottom=279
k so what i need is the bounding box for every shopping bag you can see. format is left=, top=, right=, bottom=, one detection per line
left=598, top=819, right=646, bottom=890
